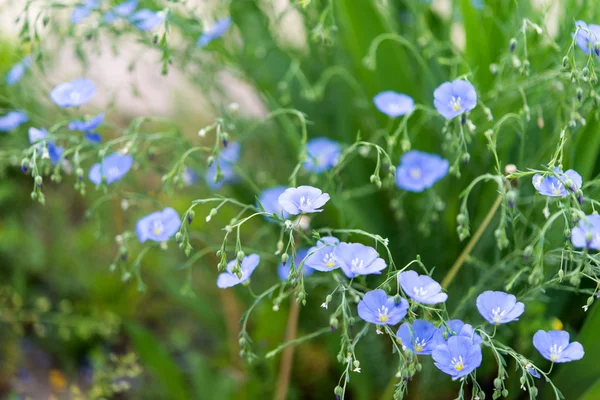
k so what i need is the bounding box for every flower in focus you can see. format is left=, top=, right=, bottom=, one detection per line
left=278, top=185, right=330, bottom=215
left=532, top=168, right=582, bottom=198
left=476, top=291, right=524, bottom=325
left=304, top=236, right=340, bottom=271
left=0, top=111, right=28, bottom=132
left=28, top=127, right=64, bottom=165
left=129, top=9, right=164, bottom=31
left=104, top=0, right=138, bottom=23
left=373, top=91, right=415, bottom=118
left=258, top=186, right=289, bottom=220
left=333, top=242, right=387, bottom=278
left=303, top=137, right=341, bottom=173
left=533, top=330, right=584, bottom=363
left=277, top=248, right=314, bottom=280
left=574, top=21, right=600, bottom=57
left=398, top=270, right=448, bottom=305
left=68, top=113, right=104, bottom=143
left=397, top=320, right=438, bottom=355
left=182, top=167, right=199, bottom=186
left=88, top=152, right=133, bottom=185
left=432, top=336, right=482, bottom=380
left=357, top=289, right=408, bottom=326
left=71, top=0, right=99, bottom=25
left=197, top=17, right=232, bottom=47
left=395, top=150, right=449, bottom=192
left=526, top=364, right=541, bottom=379
left=50, top=78, right=96, bottom=108
left=205, top=142, right=241, bottom=191
left=571, top=214, right=600, bottom=250
left=434, top=80, right=477, bottom=120
left=433, top=319, right=482, bottom=346
left=217, top=254, right=260, bottom=289
left=135, top=207, right=181, bottom=243
left=5, top=56, right=31, bottom=86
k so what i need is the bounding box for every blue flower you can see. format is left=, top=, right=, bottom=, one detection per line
left=304, top=236, right=340, bottom=272
left=28, top=127, right=64, bottom=165
left=398, top=270, right=448, bottom=305
left=574, top=21, right=600, bottom=57
left=68, top=113, right=104, bottom=143
left=50, top=78, right=96, bottom=108
left=432, top=336, right=482, bottom=380
left=476, top=291, right=524, bottom=325
left=526, top=364, right=541, bottom=379
left=205, top=142, right=241, bottom=191
left=278, top=248, right=314, bottom=280
left=217, top=254, right=260, bottom=289
left=358, top=289, right=408, bottom=326
left=303, top=137, right=341, bottom=173
left=434, top=80, right=477, bottom=120
left=258, top=186, right=289, bottom=220
left=129, top=9, right=164, bottom=31
left=278, top=186, right=330, bottom=215
left=135, top=207, right=181, bottom=243
left=197, top=17, right=232, bottom=47
left=571, top=214, right=600, bottom=250
left=433, top=320, right=482, bottom=346
left=88, top=152, right=133, bottom=185
left=373, top=91, right=415, bottom=118
left=0, top=111, right=28, bottom=132
left=395, top=150, right=449, bottom=192
left=71, top=0, right=99, bottom=25
left=397, top=320, right=438, bottom=354
left=532, top=168, right=582, bottom=198
left=533, top=330, right=584, bottom=363
left=104, top=0, right=138, bottom=23
left=182, top=167, right=199, bottom=186
left=6, top=56, right=31, bottom=86
left=333, top=242, right=387, bottom=278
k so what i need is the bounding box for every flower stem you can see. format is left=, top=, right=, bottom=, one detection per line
left=441, top=195, right=503, bottom=289
left=274, top=298, right=301, bottom=400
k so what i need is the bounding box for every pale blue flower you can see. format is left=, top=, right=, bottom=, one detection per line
left=373, top=91, right=415, bottom=118
left=358, top=289, right=408, bottom=325
left=398, top=270, right=447, bottom=305
left=574, top=21, right=600, bottom=57
left=68, top=113, right=104, bottom=143
left=278, top=186, right=330, bottom=215
left=532, top=168, right=582, bottom=199
left=433, top=320, right=482, bottom=346
left=197, top=17, right=232, bottom=47
left=432, top=336, right=482, bottom=379
left=333, top=242, right=387, bottom=278
left=395, top=150, right=449, bottom=192
left=304, top=236, right=340, bottom=272
left=71, top=0, right=99, bottom=25
left=217, top=254, right=260, bottom=289
left=104, top=0, right=138, bottom=23
left=476, top=291, right=524, bottom=325
left=533, top=330, right=584, bottom=363
left=277, top=248, right=314, bottom=281
left=135, top=207, right=181, bottom=243
left=28, top=127, right=64, bottom=165
left=303, top=137, right=341, bottom=173
left=571, top=214, right=600, bottom=250
left=0, top=111, right=28, bottom=132
left=50, top=78, right=96, bottom=108
left=88, top=152, right=133, bottom=185
left=397, top=320, right=438, bottom=355
left=6, top=56, right=31, bottom=85
left=434, top=80, right=477, bottom=120
left=129, top=9, right=164, bottom=31
left=257, top=186, right=289, bottom=220
left=182, top=167, right=199, bottom=186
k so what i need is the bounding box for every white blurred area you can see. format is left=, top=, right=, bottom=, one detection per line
left=0, top=0, right=308, bottom=123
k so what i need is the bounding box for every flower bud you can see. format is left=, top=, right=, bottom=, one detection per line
left=494, top=378, right=502, bottom=389
left=237, top=250, right=245, bottom=260
left=509, top=38, right=517, bottom=52
left=281, top=253, right=289, bottom=265
left=187, top=210, right=195, bottom=224
left=562, top=56, right=569, bottom=68
left=577, top=87, right=583, bottom=101
left=175, top=232, right=183, bottom=243
left=34, top=175, right=42, bottom=186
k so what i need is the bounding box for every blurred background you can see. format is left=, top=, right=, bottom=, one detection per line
left=1, top=0, right=600, bottom=399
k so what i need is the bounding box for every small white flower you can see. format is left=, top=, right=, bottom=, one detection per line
left=206, top=216, right=212, bottom=222
left=121, top=199, right=129, bottom=211
left=321, top=302, right=328, bottom=309
left=583, top=305, right=589, bottom=312
left=543, top=206, right=550, bottom=219
left=376, top=327, right=383, bottom=335
left=160, top=242, right=168, bottom=250
left=273, top=304, right=279, bottom=311
left=353, top=367, right=361, bottom=373
left=198, top=128, right=206, bottom=137
left=284, top=220, right=294, bottom=230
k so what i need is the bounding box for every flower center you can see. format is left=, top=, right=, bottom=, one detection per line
left=107, top=166, right=120, bottom=178
left=323, top=253, right=336, bottom=268
left=351, top=257, right=364, bottom=271
left=299, top=196, right=312, bottom=209
left=409, top=168, right=422, bottom=179
left=152, top=220, right=164, bottom=236
left=377, top=306, right=389, bottom=323
left=550, top=182, right=563, bottom=195
left=413, top=286, right=428, bottom=297
left=549, top=344, right=563, bottom=361
left=450, top=96, right=462, bottom=111
left=491, top=307, right=508, bottom=324
left=414, top=338, right=426, bottom=353
left=451, top=356, right=465, bottom=371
